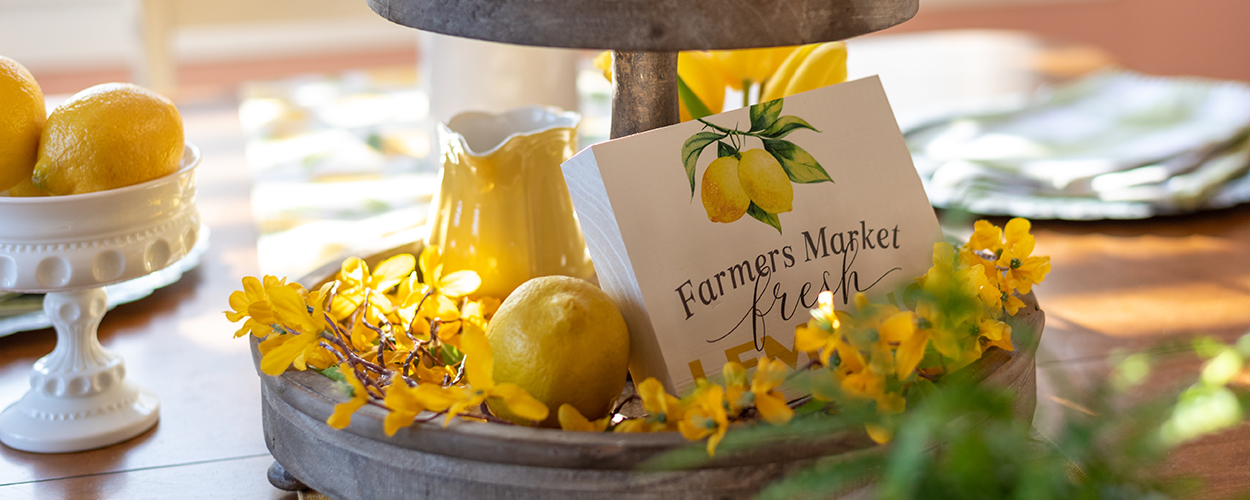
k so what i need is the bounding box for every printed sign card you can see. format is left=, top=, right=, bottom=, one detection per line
left=562, top=76, right=943, bottom=395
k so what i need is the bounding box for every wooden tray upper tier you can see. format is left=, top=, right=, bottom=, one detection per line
left=365, top=0, right=919, bottom=50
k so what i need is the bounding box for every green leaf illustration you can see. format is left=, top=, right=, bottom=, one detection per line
left=681, top=132, right=725, bottom=197
left=761, top=116, right=821, bottom=139
left=747, top=202, right=782, bottom=234
left=717, top=141, right=739, bottom=159
left=678, top=76, right=714, bottom=120
left=749, top=99, right=783, bottom=133
left=763, top=138, right=833, bottom=184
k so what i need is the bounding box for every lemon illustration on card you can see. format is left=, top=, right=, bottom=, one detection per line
left=681, top=98, right=832, bottom=234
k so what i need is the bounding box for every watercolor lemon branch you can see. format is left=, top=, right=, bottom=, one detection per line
left=682, top=98, right=833, bottom=234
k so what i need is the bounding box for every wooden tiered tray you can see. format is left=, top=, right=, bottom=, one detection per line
left=367, top=0, right=918, bottom=138
left=256, top=242, right=1044, bottom=499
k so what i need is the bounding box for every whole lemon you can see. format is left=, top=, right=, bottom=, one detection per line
left=0, top=56, right=45, bottom=193
left=34, top=83, right=183, bottom=195
left=738, top=148, right=793, bottom=214
left=486, top=276, right=630, bottom=427
left=701, top=155, right=751, bottom=223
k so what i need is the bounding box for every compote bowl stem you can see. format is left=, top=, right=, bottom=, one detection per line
left=0, top=287, right=160, bottom=453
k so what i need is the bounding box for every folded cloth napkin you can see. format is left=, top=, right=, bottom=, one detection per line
left=908, top=70, right=1250, bottom=219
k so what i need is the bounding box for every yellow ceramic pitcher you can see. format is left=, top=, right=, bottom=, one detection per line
left=427, top=106, right=594, bottom=299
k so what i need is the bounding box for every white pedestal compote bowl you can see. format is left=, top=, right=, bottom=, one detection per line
left=0, top=145, right=202, bottom=453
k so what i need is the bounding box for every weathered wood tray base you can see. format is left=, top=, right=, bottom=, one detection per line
left=255, top=246, right=1044, bottom=499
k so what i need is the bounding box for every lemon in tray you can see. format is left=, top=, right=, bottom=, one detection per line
left=33, top=83, right=184, bottom=196
left=486, top=276, right=631, bottom=427
left=0, top=56, right=45, bottom=193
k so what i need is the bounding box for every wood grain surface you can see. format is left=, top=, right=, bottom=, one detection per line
left=365, top=0, right=918, bottom=51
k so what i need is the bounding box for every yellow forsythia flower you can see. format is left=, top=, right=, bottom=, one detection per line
left=442, top=326, right=549, bottom=426
left=616, top=377, right=684, bottom=433
left=968, top=219, right=1005, bottom=253
left=224, top=276, right=273, bottom=338
left=678, top=382, right=729, bottom=456
left=418, top=245, right=482, bottom=298
left=999, top=218, right=1051, bottom=295
left=722, top=361, right=749, bottom=414
left=558, top=404, right=610, bottom=432
left=328, top=364, right=370, bottom=429
left=750, top=357, right=794, bottom=425
left=976, top=315, right=1014, bottom=353
left=381, top=381, right=458, bottom=436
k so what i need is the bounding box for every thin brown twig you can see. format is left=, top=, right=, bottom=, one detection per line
left=610, top=394, right=640, bottom=416
left=319, top=341, right=346, bottom=364
left=415, top=409, right=448, bottom=424
left=477, top=402, right=516, bottom=425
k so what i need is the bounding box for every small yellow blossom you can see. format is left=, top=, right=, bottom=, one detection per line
left=418, top=246, right=482, bottom=298
left=225, top=276, right=272, bottom=338
left=331, top=254, right=415, bottom=320
left=998, top=218, right=1051, bottom=295
left=617, top=378, right=684, bottom=433
left=327, top=364, right=369, bottom=429
left=442, top=326, right=548, bottom=426
left=751, top=357, right=794, bottom=425
left=259, top=332, right=322, bottom=376
left=678, top=382, right=730, bottom=456
left=866, top=423, right=893, bottom=444
left=722, top=362, right=749, bottom=415
left=977, top=315, right=1013, bottom=353
left=381, top=381, right=458, bottom=436
left=889, top=312, right=927, bottom=380
left=558, top=404, right=610, bottom=432
left=1003, top=292, right=1026, bottom=316
left=841, top=369, right=887, bottom=405
left=968, top=219, right=1004, bottom=253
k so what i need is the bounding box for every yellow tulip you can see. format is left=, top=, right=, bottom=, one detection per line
left=593, top=50, right=727, bottom=122
left=760, top=43, right=820, bottom=102
left=782, top=42, right=847, bottom=98
left=678, top=51, right=727, bottom=121
left=760, top=42, right=847, bottom=102
left=710, top=46, right=796, bottom=90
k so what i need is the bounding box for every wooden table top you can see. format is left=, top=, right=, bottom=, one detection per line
left=2, top=94, right=1250, bottom=500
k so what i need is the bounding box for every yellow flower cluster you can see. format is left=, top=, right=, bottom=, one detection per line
left=226, top=246, right=548, bottom=435
left=227, top=219, right=1050, bottom=457
left=792, top=218, right=1049, bottom=442
left=557, top=357, right=794, bottom=457
left=593, top=42, right=847, bottom=121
